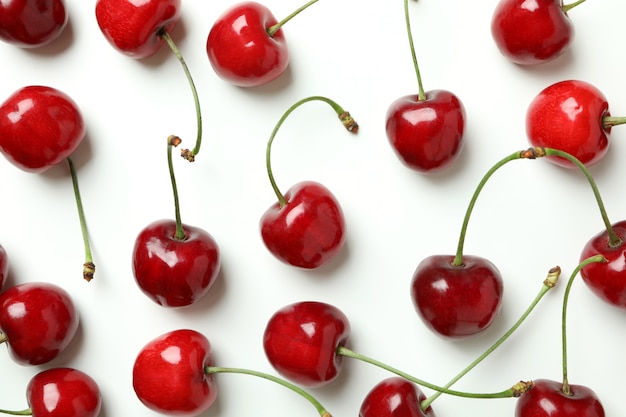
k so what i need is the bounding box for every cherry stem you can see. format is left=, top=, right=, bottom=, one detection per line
left=204, top=366, right=331, bottom=417
left=67, top=158, right=95, bottom=282
left=421, top=265, right=561, bottom=410
left=0, top=409, right=31, bottom=416
left=560, top=254, right=607, bottom=395
left=265, top=96, right=358, bottom=208
left=267, top=0, right=320, bottom=37
left=562, top=0, right=587, bottom=13
left=403, top=0, right=426, bottom=100
left=159, top=29, right=202, bottom=162
left=602, top=116, right=626, bottom=128
left=0, top=333, right=5, bottom=344
left=337, top=346, right=533, bottom=400
left=167, top=136, right=186, bottom=240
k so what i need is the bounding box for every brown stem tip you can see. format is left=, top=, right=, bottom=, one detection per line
left=339, top=111, right=359, bottom=133
left=168, top=135, right=182, bottom=147
left=519, top=147, right=546, bottom=160
left=180, top=148, right=195, bottom=162
left=512, top=380, right=535, bottom=397
left=83, top=262, right=95, bottom=282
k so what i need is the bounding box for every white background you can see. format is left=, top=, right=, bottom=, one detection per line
left=1, top=1, right=626, bottom=416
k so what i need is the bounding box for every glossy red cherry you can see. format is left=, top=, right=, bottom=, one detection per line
left=386, top=90, right=465, bottom=173
left=263, top=301, right=350, bottom=388
left=206, top=1, right=288, bottom=87
left=360, top=377, right=435, bottom=417
left=526, top=80, right=612, bottom=168
left=132, top=219, right=220, bottom=308
left=132, top=329, right=217, bottom=417
left=95, top=0, right=181, bottom=59
left=260, top=181, right=346, bottom=269
left=0, top=0, right=68, bottom=48
left=0, top=244, right=7, bottom=291
left=515, top=379, right=605, bottom=417
left=25, top=368, right=102, bottom=417
left=410, top=255, right=504, bottom=339
left=0, top=282, right=79, bottom=365
left=0, top=86, right=85, bottom=173
left=491, top=0, right=573, bottom=65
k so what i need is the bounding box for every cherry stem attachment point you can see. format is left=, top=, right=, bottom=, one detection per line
left=561, top=254, right=607, bottom=395
left=562, top=0, right=587, bottom=13
left=204, top=366, right=331, bottom=417
left=159, top=29, right=203, bottom=162
left=167, top=135, right=186, bottom=241
left=403, top=0, right=426, bottom=100
left=421, top=265, right=561, bottom=410
left=267, top=0, right=320, bottom=37
left=67, top=158, right=95, bottom=282
left=602, top=116, right=626, bottom=129
left=265, top=96, right=358, bottom=208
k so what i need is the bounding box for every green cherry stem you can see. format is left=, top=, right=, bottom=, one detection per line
left=204, top=366, right=331, bottom=417
left=562, top=0, right=587, bottom=13
left=159, top=29, right=203, bottom=162
left=403, top=0, right=426, bottom=100
left=0, top=408, right=31, bottom=415
left=602, top=116, right=626, bottom=128
left=560, top=254, right=607, bottom=395
left=267, top=0, right=320, bottom=37
left=67, top=158, right=95, bottom=282
left=337, top=346, right=533, bottom=400
left=167, top=136, right=186, bottom=240
left=421, top=265, right=561, bottom=410
left=265, top=96, right=358, bottom=208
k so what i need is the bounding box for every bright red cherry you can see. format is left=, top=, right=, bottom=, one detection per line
left=0, top=0, right=68, bottom=48
left=359, top=377, right=436, bottom=417
left=260, top=181, right=346, bottom=269
left=526, top=80, right=617, bottom=168
left=132, top=219, right=220, bottom=308
left=0, top=85, right=85, bottom=173
left=515, top=379, right=605, bottom=417
left=410, top=255, right=504, bottom=339
left=386, top=90, right=466, bottom=173
left=263, top=301, right=350, bottom=388
left=132, top=329, right=217, bottom=417
left=0, top=282, right=79, bottom=365
left=491, top=0, right=574, bottom=65
left=95, top=0, right=181, bottom=59
left=25, top=368, right=102, bottom=417
left=0, top=244, right=7, bottom=291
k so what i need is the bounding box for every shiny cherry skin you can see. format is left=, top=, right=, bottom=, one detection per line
left=206, top=1, right=289, bottom=87
left=260, top=181, right=346, bottom=269
left=515, top=379, right=605, bottom=417
left=263, top=301, right=350, bottom=388
left=579, top=220, right=626, bottom=309
left=360, top=377, right=436, bottom=417
left=132, top=219, right=221, bottom=308
left=133, top=329, right=217, bottom=417
left=385, top=90, right=465, bottom=173
left=27, top=368, right=102, bottom=417
left=410, top=255, right=503, bottom=339
left=0, top=243, right=7, bottom=291
left=0, top=282, right=79, bottom=365
left=0, top=85, right=85, bottom=173
left=491, top=0, right=573, bottom=65
left=0, top=0, right=68, bottom=48
left=95, top=0, right=181, bottom=59
left=526, top=80, right=610, bottom=168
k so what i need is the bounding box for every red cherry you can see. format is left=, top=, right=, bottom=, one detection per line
left=206, top=1, right=288, bottom=87
left=0, top=86, right=85, bottom=173
left=27, top=368, right=102, bottom=417
left=260, top=181, right=346, bottom=269
left=95, top=0, right=181, bottom=59
left=0, top=244, right=7, bottom=291
left=385, top=90, right=465, bottom=173
left=0, top=282, right=79, bottom=365
left=263, top=301, right=350, bottom=388
left=526, top=80, right=611, bottom=168
left=515, top=379, right=605, bottom=417
left=359, top=377, right=435, bottom=417
left=132, top=219, right=221, bottom=308
left=491, top=0, right=573, bottom=65
left=132, top=329, right=217, bottom=417
left=0, top=0, right=68, bottom=48
left=410, top=255, right=503, bottom=339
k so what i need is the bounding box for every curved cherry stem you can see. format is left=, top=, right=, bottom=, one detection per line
left=562, top=0, right=587, bottom=13
left=421, top=266, right=561, bottom=410
left=267, top=0, right=320, bottom=37
left=265, top=96, right=358, bottom=208
left=159, top=29, right=203, bottom=162
left=403, top=0, right=426, bottom=100
left=167, top=136, right=186, bottom=241
left=560, top=254, right=607, bottom=395
left=0, top=409, right=30, bottom=415
left=67, top=158, right=95, bottom=282
left=204, top=366, right=331, bottom=417
left=337, top=346, right=533, bottom=400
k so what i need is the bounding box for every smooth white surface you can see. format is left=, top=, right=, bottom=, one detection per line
left=1, top=1, right=626, bottom=416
